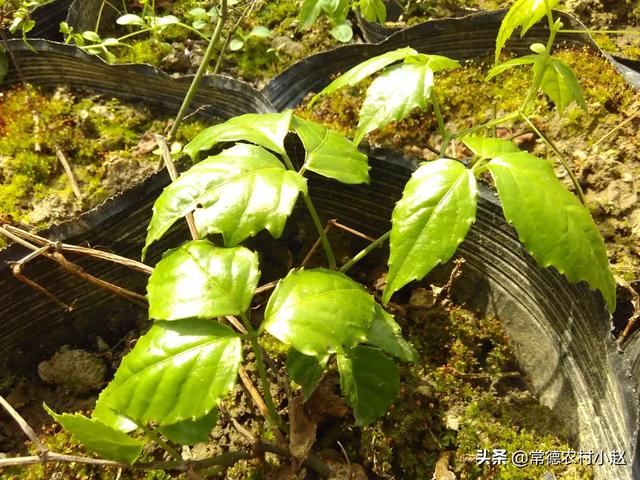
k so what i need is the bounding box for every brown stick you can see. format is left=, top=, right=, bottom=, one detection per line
left=329, top=219, right=376, bottom=242
left=154, top=138, right=199, bottom=241
left=0, top=226, right=147, bottom=308
left=617, top=275, right=640, bottom=344
left=55, top=148, right=83, bottom=200
left=0, top=395, right=47, bottom=456
left=302, top=221, right=333, bottom=267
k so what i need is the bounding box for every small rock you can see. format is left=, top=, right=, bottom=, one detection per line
left=38, top=346, right=107, bottom=396
left=271, top=36, right=305, bottom=58
left=410, top=288, right=436, bottom=309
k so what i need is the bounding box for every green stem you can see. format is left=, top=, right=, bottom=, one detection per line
left=519, top=112, right=587, bottom=205
left=140, top=425, right=182, bottom=461
left=281, top=153, right=336, bottom=268
left=167, top=0, right=228, bottom=141
left=175, top=21, right=211, bottom=42
left=239, top=313, right=283, bottom=431
left=451, top=111, right=520, bottom=140
left=431, top=89, right=448, bottom=153
left=339, top=231, right=390, bottom=273
left=521, top=8, right=558, bottom=112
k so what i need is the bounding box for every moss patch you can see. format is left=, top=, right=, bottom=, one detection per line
left=0, top=84, right=204, bottom=247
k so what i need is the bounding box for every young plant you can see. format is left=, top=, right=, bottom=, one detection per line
left=44, top=110, right=417, bottom=468
left=309, top=0, right=615, bottom=310
left=43, top=0, right=617, bottom=474
left=299, top=0, right=387, bottom=43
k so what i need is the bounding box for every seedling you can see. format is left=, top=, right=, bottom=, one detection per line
left=43, top=0, right=617, bottom=475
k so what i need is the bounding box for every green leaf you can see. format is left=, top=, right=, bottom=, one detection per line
left=183, top=110, right=293, bottom=158
left=147, top=240, right=260, bottom=320
left=264, top=268, right=376, bottom=356
left=538, top=58, right=587, bottom=116
left=248, top=25, right=272, bottom=38
left=337, top=346, right=399, bottom=426
left=143, top=144, right=307, bottom=256
left=359, top=0, right=386, bottom=23
left=383, top=159, right=477, bottom=303
left=354, top=55, right=459, bottom=144
left=286, top=349, right=329, bottom=400
left=116, top=14, right=145, bottom=26
left=330, top=20, right=353, bottom=43
left=292, top=116, right=369, bottom=184
left=45, top=406, right=143, bottom=464
left=309, top=47, right=418, bottom=107
left=229, top=37, right=244, bottom=51
left=300, top=0, right=327, bottom=29
left=495, top=0, right=559, bottom=62
left=487, top=152, right=615, bottom=311
left=159, top=409, right=219, bottom=445
left=92, top=387, right=137, bottom=433
left=101, top=320, right=242, bottom=426
left=155, top=15, right=179, bottom=26
left=462, top=136, right=521, bottom=159
left=486, top=54, right=539, bottom=80
left=81, top=30, right=101, bottom=42
left=366, top=304, right=418, bottom=362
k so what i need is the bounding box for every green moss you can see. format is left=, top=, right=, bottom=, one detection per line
left=0, top=84, right=205, bottom=247
left=353, top=302, right=593, bottom=479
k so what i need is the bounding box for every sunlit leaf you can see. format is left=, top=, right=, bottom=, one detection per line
left=487, top=152, right=615, bottom=311
left=538, top=58, right=587, bottom=116
left=354, top=55, right=459, bottom=144
left=486, top=54, right=539, bottom=80
left=309, top=47, right=418, bottom=107
left=144, top=144, right=307, bottom=257
left=384, top=159, right=477, bottom=303
left=286, top=349, right=329, bottom=400
left=495, top=0, right=559, bottom=62
left=264, top=268, right=376, bottom=356
left=116, top=14, right=145, bottom=26
left=147, top=240, right=260, bottom=320
left=330, top=20, right=353, bottom=43
left=101, top=320, right=242, bottom=426
left=462, top=136, right=521, bottom=159
left=45, top=406, right=143, bottom=464
left=337, top=346, right=399, bottom=426
left=159, top=409, right=218, bottom=445
left=183, top=110, right=293, bottom=158
left=359, top=0, right=386, bottom=23
left=292, top=115, right=369, bottom=184
left=366, top=304, right=418, bottom=362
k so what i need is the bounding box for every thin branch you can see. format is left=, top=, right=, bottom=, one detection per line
left=329, top=219, right=375, bottom=242
left=2, top=224, right=153, bottom=274
left=0, top=395, right=47, bottom=456
left=55, top=148, right=83, bottom=200
left=0, top=226, right=147, bottom=308
left=617, top=275, right=640, bottom=344
left=167, top=0, right=228, bottom=140
left=302, top=221, right=333, bottom=267
left=154, top=135, right=199, bottom=240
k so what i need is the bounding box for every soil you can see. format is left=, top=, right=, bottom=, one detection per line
left=0, top=214, right=593, bottom=479
left=0, top=84, right=204, bottom=248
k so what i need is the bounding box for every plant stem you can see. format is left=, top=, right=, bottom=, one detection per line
left=430, top=89, right=447, bottom=144
left=167, top=0, right=228, bottom=141
left=239, top=313, right=283, bottom=431
left=281, top=153, right=336, bottom=268
left=140, top=424, right=182, bottom=461
left=339, top=230, right=390, bottom=273
left=520, top=8, right=558, bottom=112
left=519, top=112, right=587, bottom=205
left=451, top=111, right=520, bottom=140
